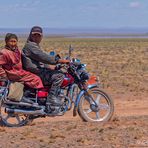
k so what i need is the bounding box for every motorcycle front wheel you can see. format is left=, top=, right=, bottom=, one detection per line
left=78, top=89, right=114, bottom=122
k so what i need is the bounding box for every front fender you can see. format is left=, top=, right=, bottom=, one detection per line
left=74, top=84, right=99, bottom=107
left=87, top=84, right=99, bottom=90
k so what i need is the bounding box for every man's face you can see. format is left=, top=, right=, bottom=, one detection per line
left=31, top=33, right=43, bottom=44
left=7, top=38, right=18, bottom=48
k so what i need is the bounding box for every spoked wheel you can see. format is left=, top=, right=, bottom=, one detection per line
left=0, top=100, right=32, bottom=127
left=78, top=89, right=114, bottom=122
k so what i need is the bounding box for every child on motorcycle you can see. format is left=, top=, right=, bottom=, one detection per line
left=0, top=33, right=44, bottom=90
left=22, top=26, right=69, bottom=115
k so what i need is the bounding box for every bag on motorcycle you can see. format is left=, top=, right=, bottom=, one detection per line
left=8, top=82, right=24, bottom=101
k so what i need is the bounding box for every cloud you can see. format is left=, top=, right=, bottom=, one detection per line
left=129, top=2, right=141, bottom=8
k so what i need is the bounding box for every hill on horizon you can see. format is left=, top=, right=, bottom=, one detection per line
left=0, top=27, right=148, bottom=35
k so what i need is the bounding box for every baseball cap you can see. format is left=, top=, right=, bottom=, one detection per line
left=30, top=26, right=43, bottom=35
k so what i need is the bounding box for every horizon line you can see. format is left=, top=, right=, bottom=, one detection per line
left=1, top=27, right=148, bottom=29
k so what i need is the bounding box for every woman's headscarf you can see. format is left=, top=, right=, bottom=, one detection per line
left=5, top=33, right=18, bottom=51
left=5, top=33, right=18, bottom=43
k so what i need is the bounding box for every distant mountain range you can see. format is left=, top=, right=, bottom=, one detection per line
left=0, top=27, right=148, bottom=36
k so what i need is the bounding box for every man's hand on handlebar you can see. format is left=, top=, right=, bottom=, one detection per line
left=58, top=59, right=70, bottom=64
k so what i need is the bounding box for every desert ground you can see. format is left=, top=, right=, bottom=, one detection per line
left=0, top=37, right=147, bottom=148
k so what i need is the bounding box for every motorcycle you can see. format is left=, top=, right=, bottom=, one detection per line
left=0, top=46, right=114, bottom=127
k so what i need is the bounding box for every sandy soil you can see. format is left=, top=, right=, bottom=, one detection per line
left=0, top=93, right=147, bottom=148
left=0, top=37, right=147, bottom=147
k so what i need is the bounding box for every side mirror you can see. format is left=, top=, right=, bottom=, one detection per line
left=68, top=45, right=74, bottom=59
left=49, top=51, right=56, bottom=56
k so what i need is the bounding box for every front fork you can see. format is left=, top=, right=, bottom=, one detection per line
left=73, top=84, right=98, bottom=116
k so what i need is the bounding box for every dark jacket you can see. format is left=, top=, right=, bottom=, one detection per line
left=22, top=41, right=58, bottom=74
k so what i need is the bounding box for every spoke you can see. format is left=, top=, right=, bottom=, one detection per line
left=4, top=114, right=11, bottom=121
left=85, top=108, right=92, bottom=114
left=95, top=94, right=101, bottom=105
left=99, top=104, right=109, bottom=110
left=96, top=112, right=100, bottom=120
left=15, top=115, right=21, bottom=123
left=86, top=93, right=101, bottom=105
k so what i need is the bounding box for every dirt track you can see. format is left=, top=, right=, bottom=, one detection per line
left=0, top=93, right=147, bottom=148
left=0, top=38, right=147, bottom=147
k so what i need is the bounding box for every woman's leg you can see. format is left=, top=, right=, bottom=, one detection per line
left=20, top=72, right=44, bottom=89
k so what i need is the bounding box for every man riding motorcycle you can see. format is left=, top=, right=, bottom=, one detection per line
left=22, top=26, right=69, bottom=115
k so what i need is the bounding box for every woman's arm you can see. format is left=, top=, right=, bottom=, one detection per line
left=0, top=51, right=7, bottom=65
left=0, top=66, right=7, bottom=80
left=0, top=52, right=8, bottom=80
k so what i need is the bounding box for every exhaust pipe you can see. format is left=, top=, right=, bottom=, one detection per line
left=6, top=101, right=41, bottom=109
left=5, top=108, right=45, bottom=115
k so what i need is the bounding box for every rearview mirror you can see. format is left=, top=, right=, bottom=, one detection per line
left=68, top=45, right=74, bottom=59
left=49, top=51, right=56, bottom=56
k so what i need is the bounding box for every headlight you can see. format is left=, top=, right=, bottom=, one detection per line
left=73, top=58, right=81, bottom=65
left=80, top=71, right=89, bottom=81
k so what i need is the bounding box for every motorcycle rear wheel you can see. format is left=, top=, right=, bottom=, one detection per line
left=0, top=100, right=32, bottom=127
left=78, top=89, right=114, bottom=122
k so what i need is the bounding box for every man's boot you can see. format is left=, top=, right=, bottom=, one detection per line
left=45, top=89, right=63, bottom=116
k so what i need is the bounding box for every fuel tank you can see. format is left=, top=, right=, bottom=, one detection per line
left=61, top=73, right=74, bottom=88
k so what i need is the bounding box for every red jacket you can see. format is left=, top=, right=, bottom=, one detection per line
left=0, top=47, right=43, bottom=89
left=0, top=66, right=7, bottom=79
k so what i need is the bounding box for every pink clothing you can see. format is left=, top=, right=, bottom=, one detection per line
left=0, top=48, right=43, bottom=89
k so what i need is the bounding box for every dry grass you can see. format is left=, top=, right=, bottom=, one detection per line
left=0, top=37, right=147, bottom=95
left=0, top=36, right=148, bottom=148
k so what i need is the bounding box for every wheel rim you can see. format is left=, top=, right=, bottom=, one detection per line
left=82, top=90, right=111, bottom=122
left=0, top=101, right=29, bottom=127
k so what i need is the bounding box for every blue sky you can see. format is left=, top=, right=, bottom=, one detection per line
left=0, top=0, right=148, bottom=28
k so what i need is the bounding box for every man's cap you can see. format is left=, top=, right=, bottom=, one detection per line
left=30, top=26, right=43, bottom=35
